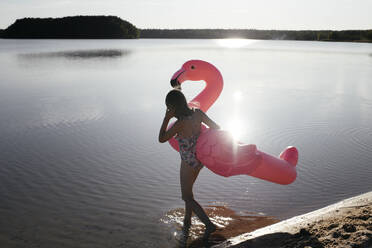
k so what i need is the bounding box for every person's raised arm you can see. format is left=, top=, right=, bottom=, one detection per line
left=158, top=108, right=181, bottom=143
left=197, top=109, right=220, bottom=129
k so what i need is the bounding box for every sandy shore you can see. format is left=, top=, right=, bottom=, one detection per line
left=211, top=191, right=372, bottom=248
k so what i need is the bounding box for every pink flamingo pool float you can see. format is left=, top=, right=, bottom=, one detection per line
left=168, top=60, right=298, bottom=185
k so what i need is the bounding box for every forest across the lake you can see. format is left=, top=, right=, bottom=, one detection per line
left=0, top=15, right=371, bottom=42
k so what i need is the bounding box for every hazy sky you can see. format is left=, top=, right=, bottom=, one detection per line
left=1, top=0, right=371, bottom=30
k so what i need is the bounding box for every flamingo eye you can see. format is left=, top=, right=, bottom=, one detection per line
left=191, top=65, right=195, bottom=69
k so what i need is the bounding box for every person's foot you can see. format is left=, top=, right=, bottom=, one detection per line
left=202, top=223, right=217, bottom=241
left=181, top=221, right=191, bottom=240
left=176, top=225, right=190, bottom=247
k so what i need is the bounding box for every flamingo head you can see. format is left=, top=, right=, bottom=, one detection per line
left=170, top=60, right=218, bottom=89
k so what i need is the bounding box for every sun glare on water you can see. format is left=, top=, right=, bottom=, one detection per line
left=216, top=38, right=256, bottom=48
left=233, top=91, right=243, bottom=101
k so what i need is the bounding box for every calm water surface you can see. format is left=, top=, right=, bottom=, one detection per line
left=0, top=39, right=372, bottom=247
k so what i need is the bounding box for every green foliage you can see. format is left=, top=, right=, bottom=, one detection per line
left=2, top=16, right=139, bottom=39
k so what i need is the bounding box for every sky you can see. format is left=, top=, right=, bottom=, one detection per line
left=0, top=0, right=371, bottom=30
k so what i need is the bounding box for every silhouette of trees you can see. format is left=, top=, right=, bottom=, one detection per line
left=367, top=30, right=372, bottom=40
left=0, top=16, right=370, bottom=42
left=140, top=29, right=372, bottom=42
left=1, top=16, right=139, bottom=39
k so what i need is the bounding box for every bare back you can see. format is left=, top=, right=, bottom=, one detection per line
left=176, top=109, right=203, bottom=139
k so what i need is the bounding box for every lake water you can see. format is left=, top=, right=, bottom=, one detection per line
left=0, top=38, right=372, bottom=247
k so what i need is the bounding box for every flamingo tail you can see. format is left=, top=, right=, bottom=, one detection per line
left=279, top=146, right=299, bottom=166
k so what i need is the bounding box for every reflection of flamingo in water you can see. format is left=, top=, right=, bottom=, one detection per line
left=168, top=60, right=298, bottom=185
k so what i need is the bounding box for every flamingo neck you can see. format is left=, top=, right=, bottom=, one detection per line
left=189, top=68, right=223, bottom=113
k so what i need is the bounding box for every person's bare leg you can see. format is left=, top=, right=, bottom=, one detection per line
left=182, top=163, right=200, bottom=228
left=180, top=162, right=216, bottom=235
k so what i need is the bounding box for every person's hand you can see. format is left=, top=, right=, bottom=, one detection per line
left=164, top=108, right=175, bottom=120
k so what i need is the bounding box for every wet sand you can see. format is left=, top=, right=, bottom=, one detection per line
left=213, top=192, right=372, bottom=248
left=161, top=205, right=278, bottom=247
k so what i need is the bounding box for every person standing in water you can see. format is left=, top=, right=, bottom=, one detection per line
left=158, top=89, right=220, bottom=241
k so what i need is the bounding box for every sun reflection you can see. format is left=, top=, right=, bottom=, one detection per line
left=226, top=119, right=245, bottom=141
left=216, top=38, right=256, bottom=48
left=233, top=91, right=243, bottom=101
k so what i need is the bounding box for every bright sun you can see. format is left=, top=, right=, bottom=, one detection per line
left=226, top=120, right=245, bottom=141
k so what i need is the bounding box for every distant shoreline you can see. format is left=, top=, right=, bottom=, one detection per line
left=1, top=30, right=371, bottom=43
left=0, top=16, right=371, bottom=42
left=0, top=16, right=139, bottom=39
left=139, top=29, right=372, bottom=43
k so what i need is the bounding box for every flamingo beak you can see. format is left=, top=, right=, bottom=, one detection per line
left=170, top=69, right=184, bottom=90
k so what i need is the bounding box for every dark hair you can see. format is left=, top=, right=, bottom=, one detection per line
left=165, top=90, right=193, bottom=119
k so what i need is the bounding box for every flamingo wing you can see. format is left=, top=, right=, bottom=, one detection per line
left=196, top=129, right=262, bottom=177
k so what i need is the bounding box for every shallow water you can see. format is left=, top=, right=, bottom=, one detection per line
left=0, top=38, right=372, bottom=247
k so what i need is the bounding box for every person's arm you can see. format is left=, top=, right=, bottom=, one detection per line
left=197, top=109, right=220, bottom=129
left=158, top=109, right=181, bottom=143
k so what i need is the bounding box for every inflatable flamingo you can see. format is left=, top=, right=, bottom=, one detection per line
left=168, top=60, right=298, bottom=185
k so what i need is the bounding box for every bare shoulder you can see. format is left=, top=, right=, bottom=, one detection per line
left=194, top=108, right=204, bottom=119
left=195, top=108, right=220, bottom=129
left=194, top=108, right=204, bottom=116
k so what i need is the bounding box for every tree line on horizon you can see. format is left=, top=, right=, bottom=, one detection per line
left=0, top=16, right=139, bottom=39
left=139, top=29, right=372, bottom=42
left=0, top=16, right=371, bottom=42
